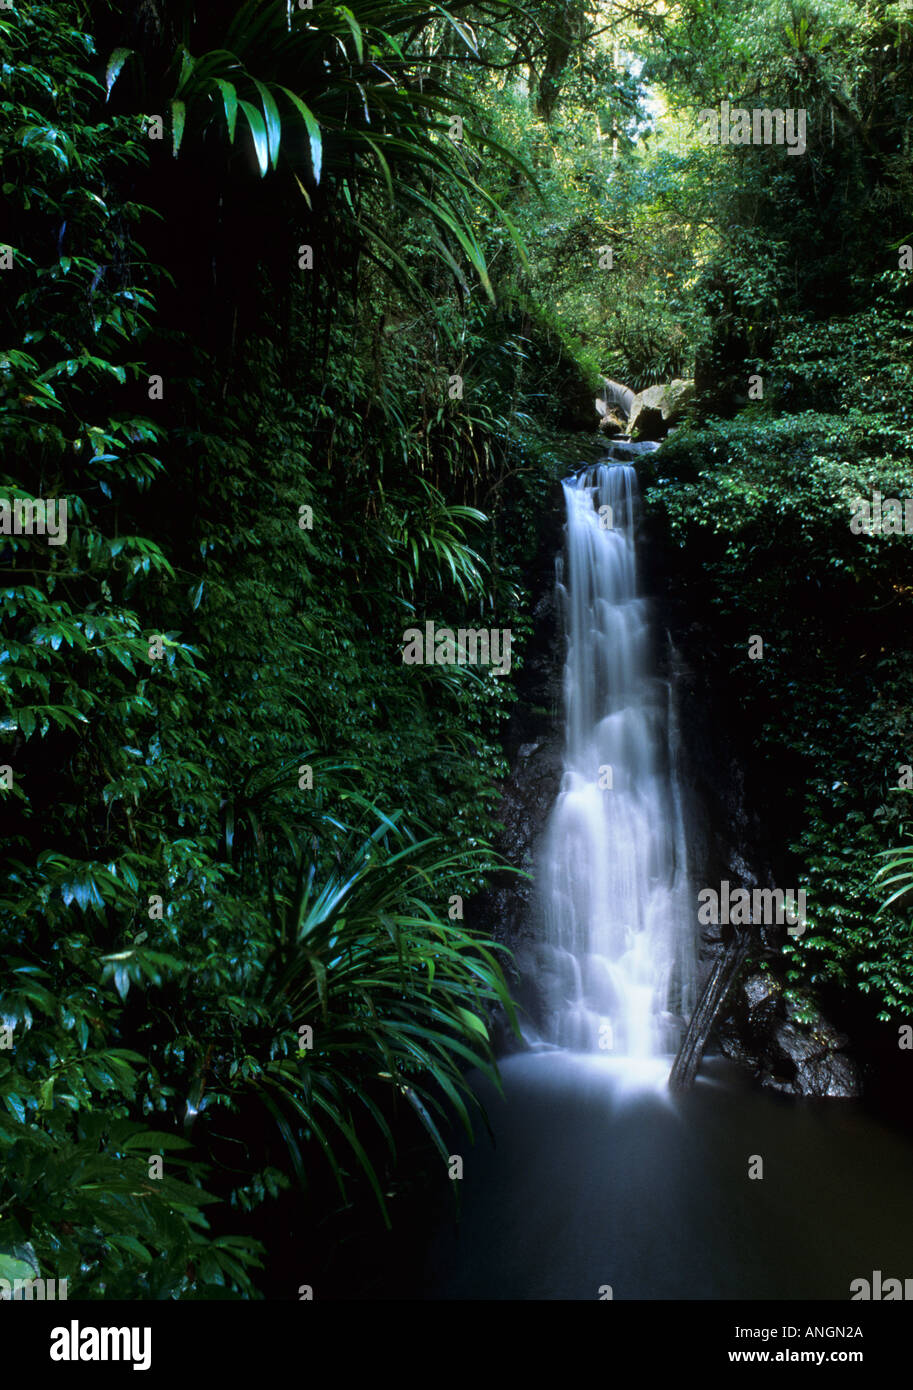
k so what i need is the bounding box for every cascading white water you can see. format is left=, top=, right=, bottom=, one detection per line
left=534, top=457, right=697, bottom=1061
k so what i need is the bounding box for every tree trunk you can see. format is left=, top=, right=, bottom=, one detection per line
left=669, top=931, right=750, bottom=1092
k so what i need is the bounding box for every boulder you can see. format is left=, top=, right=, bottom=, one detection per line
left=716, top=972, right=862, bottom=1098
left=663, top=377, right=696, bottom=417
left=762, top=1021, right=861, bottom=1098
left=628, top=378, right=696, bottom=438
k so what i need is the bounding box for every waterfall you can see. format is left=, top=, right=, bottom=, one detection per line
left=532, top=455, right=697, bottom=1062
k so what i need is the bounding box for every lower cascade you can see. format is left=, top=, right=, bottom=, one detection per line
left=531, top=456, right=698, bottom=1060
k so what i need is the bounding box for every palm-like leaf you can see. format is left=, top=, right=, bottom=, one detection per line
left=875, top=845, right=913, bottom=914
left=105, top=0, right=532, bottom=302
left=874, top=788, right=913, bottom=914
left=248, top=804, right=520, bottom=1224
left=372, top=477, right=490, bottom=601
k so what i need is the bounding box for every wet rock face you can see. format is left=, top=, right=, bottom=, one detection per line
left=484, top=714, right=563, bottom=956
left=483, top=730, right=564, bottom=1056
left=717, top=974, right=863, bottom=1098
left=473, top=481, right=567, bottom=1053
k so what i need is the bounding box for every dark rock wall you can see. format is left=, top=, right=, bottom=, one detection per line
left=478, top=473, right=566, bottom=1053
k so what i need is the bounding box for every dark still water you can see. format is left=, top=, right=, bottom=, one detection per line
left=412, top=1051, right=913, bottom=1300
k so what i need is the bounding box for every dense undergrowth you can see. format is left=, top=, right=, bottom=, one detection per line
left=2, top=0, right=913, bottom=1298
left=0, top=0, right=570, bottom=1297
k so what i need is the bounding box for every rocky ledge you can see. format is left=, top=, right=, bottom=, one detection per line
left=716, top=971, right=862, bottom=1098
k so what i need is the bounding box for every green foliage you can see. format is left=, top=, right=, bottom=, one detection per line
left=646, top=384, right=913, bottom=1021
left=1, top=0, right=549, bottom=1299
left=249, top=809, right=518, bottom=1225
left=7, top=0, right=913, bottom=1299
left=875, top=819, right=913, bottom=918
left=103, top=0, right=533, bottom=305
left=629, top=0, right=913, bottom=1028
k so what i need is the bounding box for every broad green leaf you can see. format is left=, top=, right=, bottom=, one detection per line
left=214, top=78, right=238, bottom=143
left=171, top=99, right=186, bottom=157
left=251, top=78, right=282, bottom=170
left=105, top=47, right=133, bottom=101
left=238, top=99, right=268, bottom=176
left=278, top=87, right=322, bottom=184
